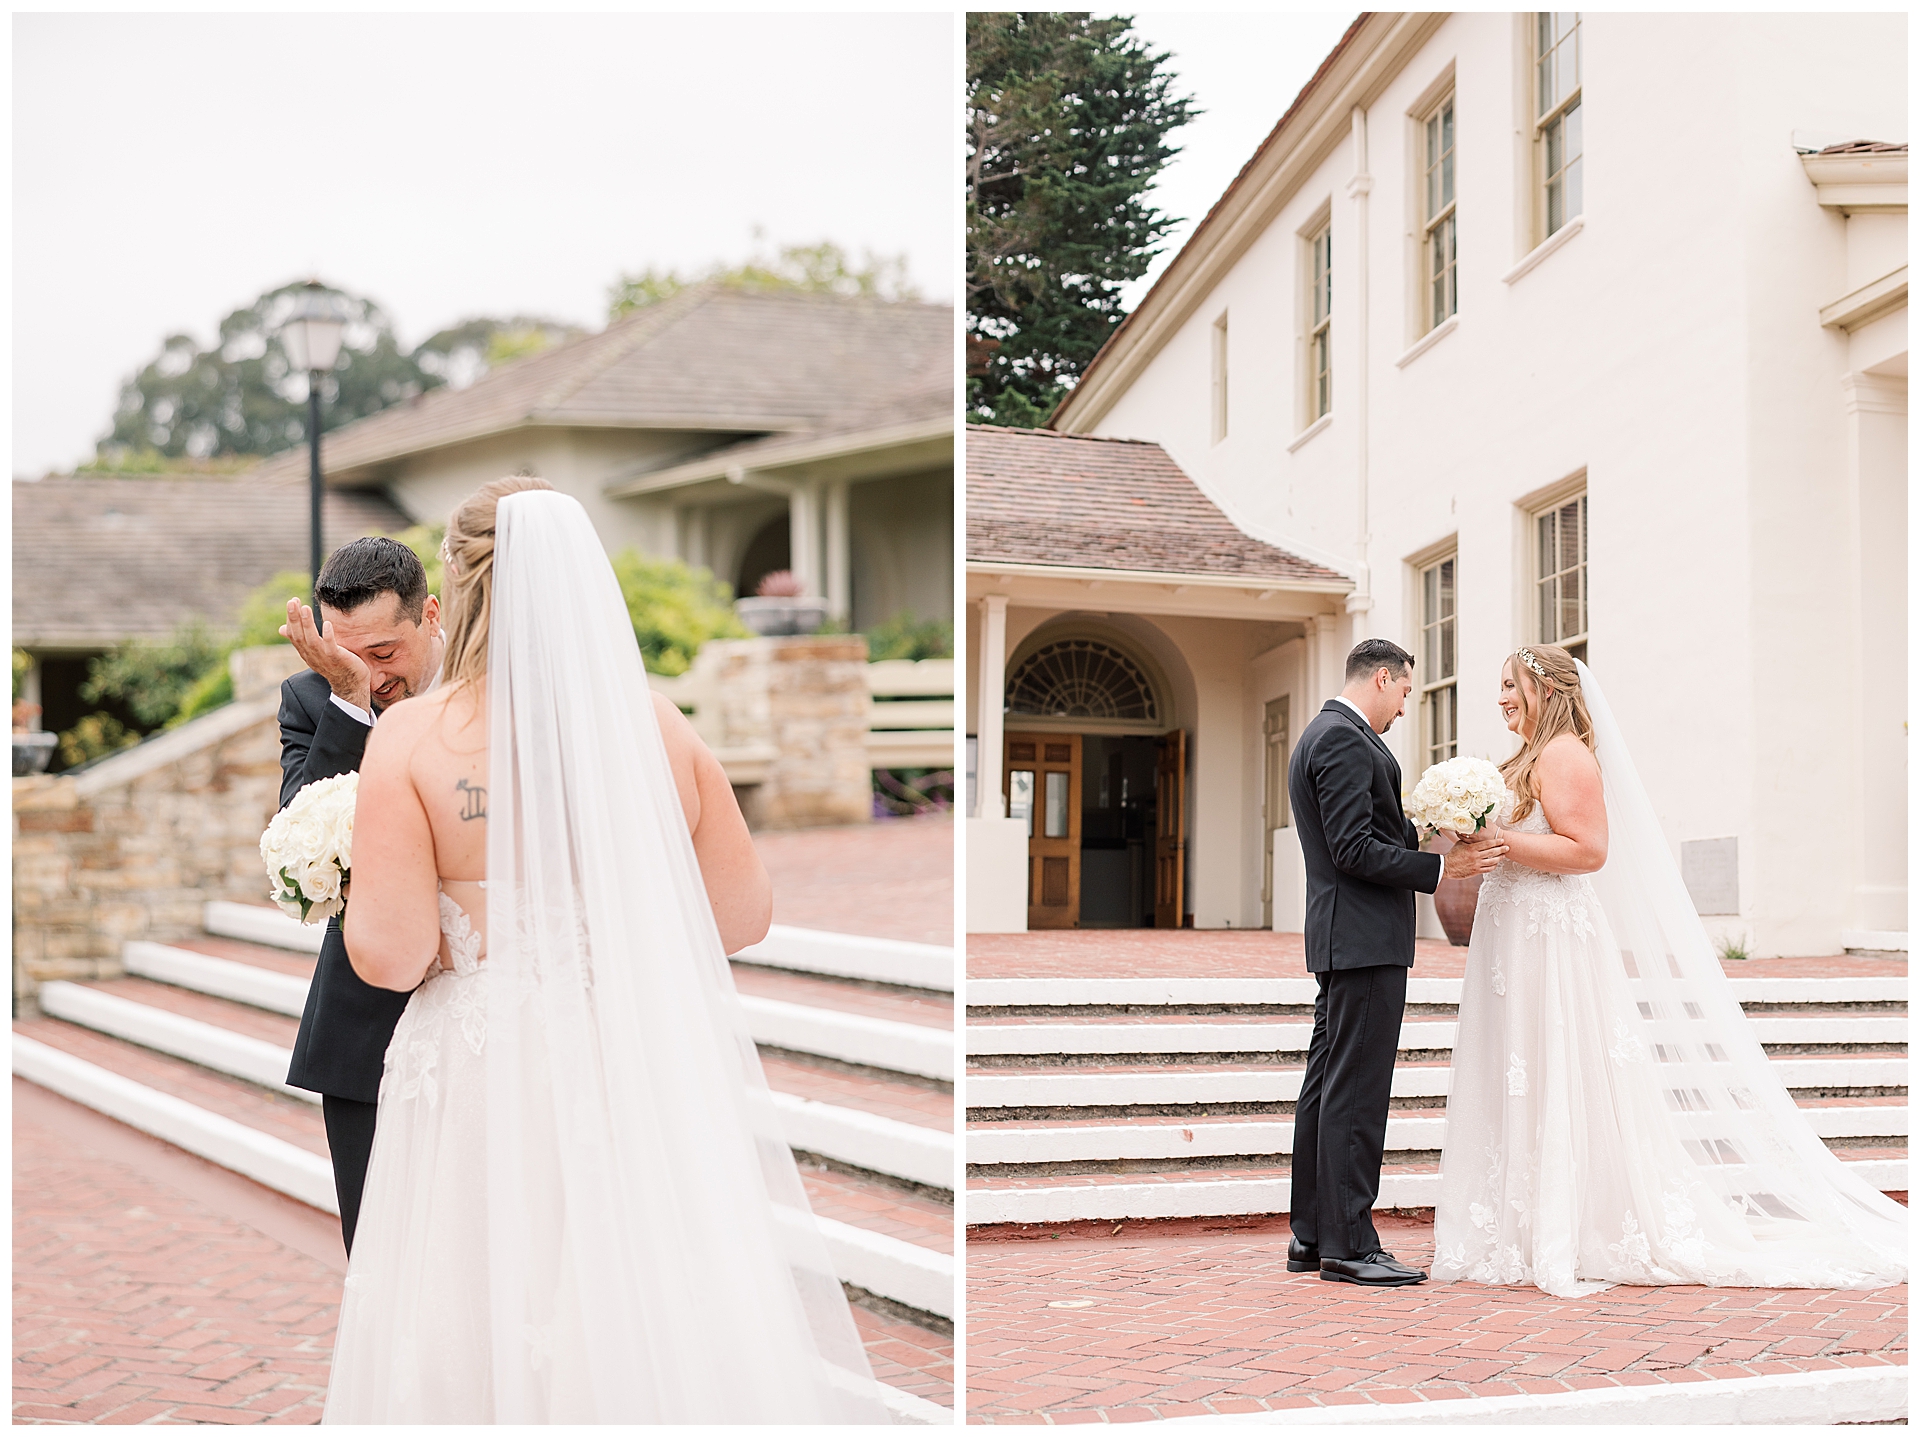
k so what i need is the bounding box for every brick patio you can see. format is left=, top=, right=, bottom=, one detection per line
left=15, top=816, right=957, bottom=1422
left=965, top=1211, right=1908, bottom=1422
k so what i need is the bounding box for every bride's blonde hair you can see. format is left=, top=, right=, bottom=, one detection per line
left=438, top=476, right=556, bottom=686
left=1498, top=643, right=1596, bottom=823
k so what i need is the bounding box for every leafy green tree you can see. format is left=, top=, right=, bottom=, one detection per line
left=412, top=317, right=585, bottom=390
left=609, top=235, right=921, bottom=319
left=101, top=282, right=445, bottom=460
left=609, top=552, right=750, bottom=676
left=967, top=13, right=1196, bottom=426
left=58, top=714, right=139, bottom=770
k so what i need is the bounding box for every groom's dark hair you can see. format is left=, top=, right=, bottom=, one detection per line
left=315, top=537, right=429, bottom=624
left=1345, top=638, right=1414, bottom=683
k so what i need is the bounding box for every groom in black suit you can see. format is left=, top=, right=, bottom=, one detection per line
left=276, top=537, right=443, bottom=1253
left=1286, top=639, right=1506, bottom=1286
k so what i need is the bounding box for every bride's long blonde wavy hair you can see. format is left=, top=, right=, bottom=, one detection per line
left=1499, top=643, right=1596, bottom=822
left=438, top=476, right=557, bottom=687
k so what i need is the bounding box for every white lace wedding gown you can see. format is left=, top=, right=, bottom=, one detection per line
left=326, top=883, right=500, bottom=1422
left=322, top=490, right=885, bottom=1424
left=1433, top=793, right=1907, bottom=1295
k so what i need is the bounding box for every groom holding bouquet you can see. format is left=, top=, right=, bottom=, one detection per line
left=1286, top=640, right=1506, bottom=1286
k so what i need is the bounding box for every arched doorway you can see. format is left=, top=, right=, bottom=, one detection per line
left=735, top=514, right=791, bottom=600
left=1002, top=635, right=1183, bottom=930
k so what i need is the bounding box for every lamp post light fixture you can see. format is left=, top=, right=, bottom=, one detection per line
left=279, top=281, right=349, bottom=602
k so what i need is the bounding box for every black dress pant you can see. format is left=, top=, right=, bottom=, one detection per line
left=1289, top=963, right=1408, bottom=1260
left=321, top=1094, right=379, bottom=1255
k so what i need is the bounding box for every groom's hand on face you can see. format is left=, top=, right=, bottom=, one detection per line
left=1443, top=832, right=1508, bottom=878
left=280, top=599, right=373, bottom=711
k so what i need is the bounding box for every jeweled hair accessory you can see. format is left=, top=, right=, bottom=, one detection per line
left=1517, top=647, right=1550, bottom=681
left=439, top=536, right=458, bottom=578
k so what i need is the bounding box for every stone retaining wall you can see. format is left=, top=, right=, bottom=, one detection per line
left=11, top=638, right=871, bottom=1008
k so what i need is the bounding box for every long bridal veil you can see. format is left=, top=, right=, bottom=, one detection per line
left=1573, top=659, right=1905, bottom=1285
left=482, top=491, right=887, bottom=1421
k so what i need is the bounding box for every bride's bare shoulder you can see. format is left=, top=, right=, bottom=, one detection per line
left=1536, top=733, right=1600, bottom=783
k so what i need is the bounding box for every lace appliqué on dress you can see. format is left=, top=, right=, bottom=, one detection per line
left=383, top=891, right=489, bottom=1110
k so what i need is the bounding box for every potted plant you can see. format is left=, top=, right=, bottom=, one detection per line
left=734, top=570, right=829, bottom=637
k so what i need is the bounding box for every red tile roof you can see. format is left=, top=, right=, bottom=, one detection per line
left=1815, top=140, right=1908, bottom=155
left=965, top=425, right=1347, bottom=586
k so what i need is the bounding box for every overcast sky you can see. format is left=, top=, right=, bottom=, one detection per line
left=11, top=12, right=956, bottom=478
left=1120, top=12, right=1361, bottom=310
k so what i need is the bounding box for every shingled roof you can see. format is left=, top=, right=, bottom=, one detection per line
left=966, top=425, right=1348, bottom=586
left=254, top=286, right=954, bottom=486
left=14, top=474, right=409, bottom=649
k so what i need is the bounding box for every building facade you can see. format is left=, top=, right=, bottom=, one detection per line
left=967, top=11, right=1906, bottom=957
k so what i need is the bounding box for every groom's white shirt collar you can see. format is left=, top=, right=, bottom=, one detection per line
left=1332, top=694, right=1380, bottom=733
left=328, top=647, right=443, bottom=727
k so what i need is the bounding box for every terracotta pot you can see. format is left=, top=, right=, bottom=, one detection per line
left=1427, top=831, right=1483, bottom=947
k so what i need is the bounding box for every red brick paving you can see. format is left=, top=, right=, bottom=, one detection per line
left=803, top=1163, right=954, bottom=1255
left=964, top=1211, right=1908, bottom=1421
left=764, top=1051, right=953, bottom=1131
left=965, top=929, right=1906, bottom=983
left=756, top=812, right=954, bottom=947
left=15, top=1080, right=953, bottom=1418
left=732, top=962, right=954, bottom=1029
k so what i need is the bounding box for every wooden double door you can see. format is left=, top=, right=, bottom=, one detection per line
left=1005, top=729, right=1186, bottom=930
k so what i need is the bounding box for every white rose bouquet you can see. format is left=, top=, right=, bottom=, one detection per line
left=1406, top=756, right=1507, bottom=839
left=261, top=771, right=358, bottom=924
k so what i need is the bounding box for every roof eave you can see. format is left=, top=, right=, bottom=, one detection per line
left=966, top=558, right=1352, bottom=595
left=605, top=415, right=954, bottom=498
left=1051, top=11, right=1448, bottom=435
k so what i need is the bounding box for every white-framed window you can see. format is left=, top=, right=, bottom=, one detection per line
left=1418, top=552, right=1458, bottom=769
left=1210, top=312, right=1229, bottom=443
left=1535, top=13, right=1583, bottom=239
left=1422, top=94, right=1457, bottom=331
left=1533, top=490, right=1587, bottom=662
left=1307, top=223, right=1332, bottom=420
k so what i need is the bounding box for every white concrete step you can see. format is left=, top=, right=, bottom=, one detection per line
left=968, top=1106, right=1910, bottom=1165
left=124, top=941, right=308, bottom=1017
left=737, top=925, right=955, bottom=993
left=966, top=1055, right=1909, bottom=1109
left=209, top=899, right=958, bottom=997
left=741, top=995, right=954, bottom=1082
left=38, top=981, right=319, bottom=1104
left=967, top=975, right=1908, bottom=1008
left=135, top=939, right=955, bottom=1089
left=966, top=1013, right=1905, bottom=1058
left=966, top=1159, right=1910, bottom=1226
left=204, top=899, right=323, bottom=954
left=12, top=1035, right=955, bottom=1323
left=46, top=976, right=954, bottom=1192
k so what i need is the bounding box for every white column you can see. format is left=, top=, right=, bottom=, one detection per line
left=1313, top=613, right=1341, bottom=709
left=788, top=483, right=821, bottom=597
left=1345, top=103, right=1374, bottom=636
left=824, top=479, right=851, bottom=622
left=976, top=594, right=1009, bottom=818
left=1843, top=372, right=1907, bottom=936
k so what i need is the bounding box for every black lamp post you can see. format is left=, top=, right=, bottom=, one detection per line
left=279, top=281, right=348, bottom=602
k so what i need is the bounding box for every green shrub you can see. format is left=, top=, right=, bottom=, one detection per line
left=12, top=648, right=29, bottom=701
left=863, top=612, right=953, bottom=663
left=58, top=713, right=139, bottom=768
left=610, top=550, right=749, bottom=676
left=234, top=569, right=317, bottom=649
left=81, top=624, right=226, bottom=730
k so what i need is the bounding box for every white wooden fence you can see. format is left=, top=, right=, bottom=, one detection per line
left=652, top=658, right=955, bottom=779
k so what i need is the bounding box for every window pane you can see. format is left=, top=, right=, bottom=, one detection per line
left=1547, top=174, right=1565, bottom=236
left=1538, top=510, right=1556, bottom=578
left=1559, top=499, right=1582, bottom=573
left=1539, top=574, right=1557, bottom=642
left=1044, top=770, right=1070, bottom=838
left=1439, top=557, right=1455, bottom=619
left=1009, top=769, right=1035, bottom=836
left=1557, top=27, right=1579, bottom=99
left=1441, top=614, right=1456, bottom=680
left=1441, top=147, right=1455, bottom=209
left=1561, top=562, right=1583, bottom=641
left=1566, top=156, right=1583, bottom=222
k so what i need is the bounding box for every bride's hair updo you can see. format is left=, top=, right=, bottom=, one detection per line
left=438, top=476, right=557, bottom=686
left=1499, top=643, right=1596, bottom=823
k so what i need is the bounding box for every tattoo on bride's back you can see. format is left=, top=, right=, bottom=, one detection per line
left=456, top=778, right=487, bottom=821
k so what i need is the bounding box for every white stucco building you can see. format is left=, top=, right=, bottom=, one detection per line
left=966, top=11, right=1906, bottom=957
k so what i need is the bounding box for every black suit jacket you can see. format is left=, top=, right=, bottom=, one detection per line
left=279, top=669, right=412, bottom=1103
left=1288, top=699, right=1444, bottom=974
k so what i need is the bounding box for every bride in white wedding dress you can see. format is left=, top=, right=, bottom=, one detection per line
left=322, top=477, right=886, bottom=1422
left=1433, top=644, right=1906, bottom=1297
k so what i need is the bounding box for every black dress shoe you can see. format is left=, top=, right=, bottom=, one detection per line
left=1286, top=1236, right=1318, bottom=1272
left=1319, top=1251, right=1428, bottom=1286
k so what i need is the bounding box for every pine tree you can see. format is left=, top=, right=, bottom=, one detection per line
left=967, top=13, right=1196, bottom=427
